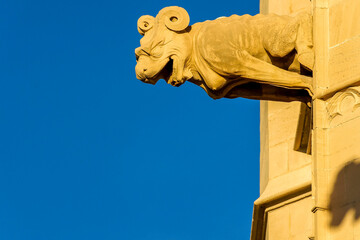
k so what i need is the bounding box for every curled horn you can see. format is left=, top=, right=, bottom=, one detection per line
left=137, top=15, right=155, bottom=35
left=157, top=6, right=190, bottom=32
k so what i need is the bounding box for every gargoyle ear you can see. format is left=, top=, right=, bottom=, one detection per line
left=137, top=15, right=155, bottom=36
left=157, top=6, right=190, bottom=32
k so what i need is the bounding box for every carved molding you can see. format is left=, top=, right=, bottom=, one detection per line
left=251, top=165, right=312, bottom=240
left=326, top=86, right=360, bottom=126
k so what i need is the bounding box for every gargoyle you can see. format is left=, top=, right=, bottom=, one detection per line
left=135, top=6, right=314, bottom=103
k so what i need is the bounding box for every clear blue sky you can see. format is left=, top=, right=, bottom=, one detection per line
left=1, top=0, right=260, bottom=239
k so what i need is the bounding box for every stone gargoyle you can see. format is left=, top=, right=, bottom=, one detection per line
left=135, top=6, right=314, bottom=103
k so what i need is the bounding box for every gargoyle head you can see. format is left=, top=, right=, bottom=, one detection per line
left=135, top=6, right=193, bottom=86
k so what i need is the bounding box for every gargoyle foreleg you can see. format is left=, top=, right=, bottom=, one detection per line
left=168, top=55, right=186, bottom=87
left=239, top=52, right=313, bottom=95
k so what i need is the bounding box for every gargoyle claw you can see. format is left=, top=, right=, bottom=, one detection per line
left=170, top=78, right=185, bottom=87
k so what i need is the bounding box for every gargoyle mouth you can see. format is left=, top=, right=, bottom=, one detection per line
left=140, top=58, right=174, bottom=85
left=162, top=58, right=174, bottom=83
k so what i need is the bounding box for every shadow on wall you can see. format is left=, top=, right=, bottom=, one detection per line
left=329, top=159, right=360, bottom=226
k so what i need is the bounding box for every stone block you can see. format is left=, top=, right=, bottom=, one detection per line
left=268, top=142, right=289, bottom=179
left=267, top=206, right=290, bottom=239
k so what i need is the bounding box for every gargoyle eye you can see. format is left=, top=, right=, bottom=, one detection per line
left=135, top=47, right=150, bottom=60
left=141, top=49, right=151, bottom=56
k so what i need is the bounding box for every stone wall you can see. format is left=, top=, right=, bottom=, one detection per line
left=253, top=0, right=360, bottom=239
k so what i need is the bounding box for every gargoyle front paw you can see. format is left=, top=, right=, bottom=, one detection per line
left=170, top=78, right=185, bottom=87
left=298, top=52, right=314, bottom=71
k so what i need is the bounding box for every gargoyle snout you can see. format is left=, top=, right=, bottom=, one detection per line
left=135, top=63, right=154, bottom=85
left=135, top=63, right=146, bottom=79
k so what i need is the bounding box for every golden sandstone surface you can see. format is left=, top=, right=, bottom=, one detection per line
left=135, top=0, right=360, bottom=239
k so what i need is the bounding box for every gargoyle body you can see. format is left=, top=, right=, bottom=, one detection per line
left=135, top=7, right=314, bottom=102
